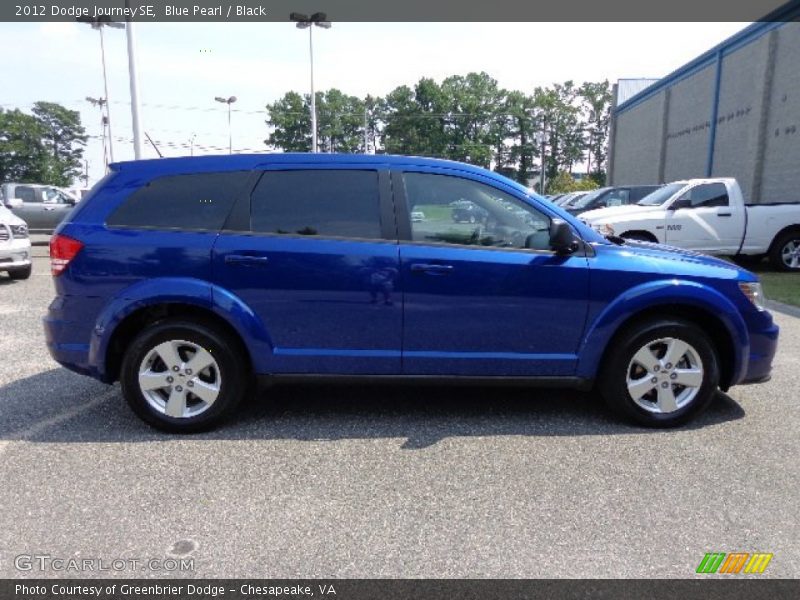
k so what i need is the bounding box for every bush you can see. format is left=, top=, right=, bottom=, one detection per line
left=547, top=171, right=599, bottom=194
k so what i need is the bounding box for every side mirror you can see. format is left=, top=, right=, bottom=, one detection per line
left=6, top=198, right=23, bottom=209
left=549, top=218, right=579, bottom=255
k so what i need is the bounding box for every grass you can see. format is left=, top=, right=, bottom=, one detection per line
left=748, top=263, right=800, bottom=307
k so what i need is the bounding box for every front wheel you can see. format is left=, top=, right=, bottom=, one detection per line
left=769, top=230, right=800, bottom=271
left=120, top=319, right=249, bottom=433
left=599, top=319, right=719, bottom=427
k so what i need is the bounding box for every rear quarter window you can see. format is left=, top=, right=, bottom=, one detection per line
left=106, top=171, right=251, bottom=231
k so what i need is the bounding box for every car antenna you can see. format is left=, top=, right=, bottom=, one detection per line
left=144, top=131, right=163, bottom=158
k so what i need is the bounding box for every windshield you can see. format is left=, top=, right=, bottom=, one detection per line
left=637, top=183, right=685, bottom=206
left=569, top=188, right=610, bottom=210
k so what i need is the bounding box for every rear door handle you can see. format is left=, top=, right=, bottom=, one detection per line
left=224, top=254, right=270, bottom=266
left=410, top=263, right=454, bottom=275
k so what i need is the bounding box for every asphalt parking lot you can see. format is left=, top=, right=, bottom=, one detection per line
left=1, top=252, right=798, bottom=579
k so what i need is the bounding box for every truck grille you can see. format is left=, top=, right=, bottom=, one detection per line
left=0, top=225, right=9, bottom=242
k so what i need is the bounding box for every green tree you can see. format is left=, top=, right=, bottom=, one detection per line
left=495, top=90, right=537, bottom=185
left=578, top=80, right=613, bottom=183
left=547, top=171, right=599, bottom=194
left=264, top=91, right=311, bottom=152
left=316, top=89, right=365, bottom=153
left=0, top=103, right=86, bottom=186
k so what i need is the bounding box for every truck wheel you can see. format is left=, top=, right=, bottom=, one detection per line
left=620, top=232, right=657, bottom=243
left=120, top=319, right=248, bottom=433
left=599, top=319, right=719, bottom=427
left=769, top=231, right=800, bottom=271
left=8, top=265, right=32, bottom=280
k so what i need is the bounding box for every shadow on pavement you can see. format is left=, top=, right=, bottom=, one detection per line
left=0, top=367, right=746, bottom=449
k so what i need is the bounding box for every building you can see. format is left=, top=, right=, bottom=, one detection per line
left=607, top=1, right=800, bottom=204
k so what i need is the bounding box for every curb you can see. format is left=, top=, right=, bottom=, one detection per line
left=766, top=299, right=800, bottom=319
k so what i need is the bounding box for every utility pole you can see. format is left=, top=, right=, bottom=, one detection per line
left=125, top=0, right=143, bottom=158
left=364, top=106, right=369, bottom=153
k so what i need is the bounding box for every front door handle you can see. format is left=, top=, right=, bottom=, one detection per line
left=410, top=263, right=454, bottom=275
left=224, top=254, right=270, bottom=266
left=718, top=211, right=732, bottom=217
left=43, top=206, right=57, bottom=211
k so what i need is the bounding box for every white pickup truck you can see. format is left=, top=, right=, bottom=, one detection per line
left=580, top=178, right=800, bottom=271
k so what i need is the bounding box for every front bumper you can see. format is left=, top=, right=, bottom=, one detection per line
left=740, top=313, right=779, bottom=384
left=0, top=238, right=32, bottom=270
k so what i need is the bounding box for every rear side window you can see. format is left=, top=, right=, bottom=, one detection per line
left=107, top=172, right=250, bottom=230
left=250, top=170, right=381, bottom=239
left=15, top=186, right=37, bottom=203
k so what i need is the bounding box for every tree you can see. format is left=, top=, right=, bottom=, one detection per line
left=495, top=90, right=537, bottom=185
left=578, top=80, right=613, bottom=183
left=547, top=171, right=599, bottom=194
left=316, top=89, right=365, bottom=153
left=0, top=103, right=86, bottom=186
left=264, top=91, right=311, bottom=152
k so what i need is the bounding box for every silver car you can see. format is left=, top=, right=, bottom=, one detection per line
left=0, top=205, right=32, bottom=280
left=0, top=183, right=77, bottom=234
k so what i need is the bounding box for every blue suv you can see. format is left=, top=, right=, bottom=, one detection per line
left=44, top=154, right=778, bottom=432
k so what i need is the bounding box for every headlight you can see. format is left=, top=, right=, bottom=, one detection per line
left=739, top=282, right=766, bottom=311
left=10, top=224, right=28, bottom=238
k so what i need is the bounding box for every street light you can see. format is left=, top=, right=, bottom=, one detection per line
left=78, top=15, right=124, bottom=162
left=215, top=96, right=237, bottom=154
left=290, top=11, right=331, bottom=153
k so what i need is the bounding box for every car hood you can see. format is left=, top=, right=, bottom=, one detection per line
left=608, top=238, right=749, bottom=277
left=0, top=206, right=26, bottom=227
left=581, top=204, right=664, bottom=222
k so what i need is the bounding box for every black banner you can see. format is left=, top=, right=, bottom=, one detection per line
left=4, top=579, right=800, bottom=600
left=3, top=0, right=799, bottom=22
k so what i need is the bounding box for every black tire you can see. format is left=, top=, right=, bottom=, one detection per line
left=599, top=319, right=719, bottom=427
left=768, top=230, right=800, bottom=272
left=620, top=232, right=657, bottom=243
left=120, top=319, right=249, bottom=433
left=8, top=265, right=32, bottom=280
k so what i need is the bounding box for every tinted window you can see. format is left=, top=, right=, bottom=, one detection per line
left=403, top=172, right=551, bottom=250
left=15, top=186, right=37, bottom=203
left=107, top=172, right=249, bottom=230
left=251, top=170, right=381, bottom=239
left=679, top=183, right=729, bottom=208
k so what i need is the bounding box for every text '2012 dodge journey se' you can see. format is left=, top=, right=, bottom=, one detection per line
left=44, top=154, right=778, bottom=432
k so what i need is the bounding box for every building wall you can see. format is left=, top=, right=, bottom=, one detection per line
left=610, top=20, right=800, bottom=204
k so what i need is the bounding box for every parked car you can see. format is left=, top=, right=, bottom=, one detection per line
left=565, top=185, right=662, bottom=216
left=410, top=209, right=426, bottom=222
left=45, top=155, right=778, bottom=432
left=0, top=204, right=32, bottom=280
left=555, top=191, right=588, bottom=207
left=581, top=178, right=800, bottom=271
left=0, top=183, right=78, bottom=234
left=451, top=200, right=489, bottom=224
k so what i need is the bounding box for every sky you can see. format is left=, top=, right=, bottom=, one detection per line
left=0, top=21, right=747, bottom=186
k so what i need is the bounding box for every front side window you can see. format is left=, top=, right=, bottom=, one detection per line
left=678, top=183, right=729, bottom=208
left=403, top=172, right=551, bottom=251
left=250, top=169, right=381, bottom=239
left=107, top=172, right=249, bottom=230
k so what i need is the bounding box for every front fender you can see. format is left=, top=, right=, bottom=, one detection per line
left=88, top=277, right=272, bottom=381
left=577, top=279, right=750, bottom=384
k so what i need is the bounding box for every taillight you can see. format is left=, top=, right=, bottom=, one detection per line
left=49, top=234, right=84, bottom=276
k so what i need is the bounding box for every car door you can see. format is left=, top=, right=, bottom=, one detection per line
left=395, top=169, right=591, bottom=377
left=9, top=185, right=43, bottom=229
left=665, top=182, right=745, bottom=252
left=41, top=188, right=75, bottom=231
left=212, top=165, right=402, bottom=375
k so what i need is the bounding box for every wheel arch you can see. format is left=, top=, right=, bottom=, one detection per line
left=768, top=224, right=800, bottom=253
left=577, top=280, right=749, bottom=391
left=619, top=229, right=659, bottom=243
left=89, top=278, right=272, bottom=383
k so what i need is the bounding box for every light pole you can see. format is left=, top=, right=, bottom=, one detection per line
left=290, top=12, right=331, bottom=153
left=78, top=16, right=123, bottom=162
left=86, top=96, right=109, bottom=170
left=189, top=133, right=197, bottom=157
left=536, top=119, right=548, bottom=194
left=215, top=96, right=237, bottom=154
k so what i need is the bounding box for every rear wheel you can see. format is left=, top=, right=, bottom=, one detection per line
left=769, top=230, right=800, bottom=271
left=599, top=319, right=719, bottom=427
left=120, top=319, right=248, bottom=433
left=7, top=265, right=32, bottom=280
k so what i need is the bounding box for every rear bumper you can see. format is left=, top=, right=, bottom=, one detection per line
left=43, top=295, right=110, bottom=382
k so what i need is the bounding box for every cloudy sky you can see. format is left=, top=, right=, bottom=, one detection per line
left=0, top=21, right=746, bottom=185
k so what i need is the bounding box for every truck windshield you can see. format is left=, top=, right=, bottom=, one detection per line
left=637, top=183, right=685, bottom=206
